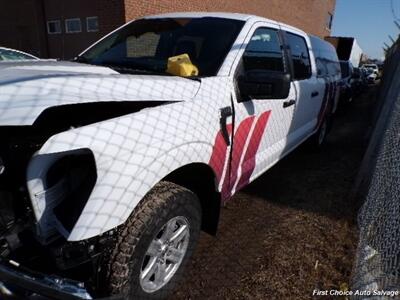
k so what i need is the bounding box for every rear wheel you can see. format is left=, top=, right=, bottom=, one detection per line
left=102, top=181, right=201, bottom=299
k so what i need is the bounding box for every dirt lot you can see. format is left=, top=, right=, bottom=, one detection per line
left=172, top=86, right=378, bottom=300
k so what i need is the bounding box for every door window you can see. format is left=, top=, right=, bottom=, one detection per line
left=286, top=32, right=311, bottom=80
left=243, top=28, right=285, bottom=72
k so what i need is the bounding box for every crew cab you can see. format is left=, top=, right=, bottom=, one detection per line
left=0, top=12, right=340, bottom=299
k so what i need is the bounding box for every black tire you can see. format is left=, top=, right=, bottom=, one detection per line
left=101, top=181, right=201, bottom=299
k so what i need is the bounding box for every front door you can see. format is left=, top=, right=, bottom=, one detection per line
left=223, top=23, right=296, bottom=199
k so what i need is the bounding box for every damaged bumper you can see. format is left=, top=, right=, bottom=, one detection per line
left=0, top=259, right=94, bottom=299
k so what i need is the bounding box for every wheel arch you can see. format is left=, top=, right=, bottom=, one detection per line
left=163, top=163, right=221, bottom=235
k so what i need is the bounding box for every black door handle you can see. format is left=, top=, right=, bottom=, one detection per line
left=311, top=91, right=319, bottom=98
left=220, top=106, right=233, bottom=145
left=283, top=99, right=296, bottom=108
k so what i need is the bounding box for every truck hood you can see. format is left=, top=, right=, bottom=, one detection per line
left=0, top=61, right=200, bottom=125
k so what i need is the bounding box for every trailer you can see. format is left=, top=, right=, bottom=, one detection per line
left=325, top=36, right=363, bottom=67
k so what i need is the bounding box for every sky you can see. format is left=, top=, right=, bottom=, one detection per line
left=332, top=0, right=400, bottom=60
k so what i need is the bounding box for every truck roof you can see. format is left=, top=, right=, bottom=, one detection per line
left=143, top=12, right=306, bottom=35
left=144, top=12, right=257, bottom=21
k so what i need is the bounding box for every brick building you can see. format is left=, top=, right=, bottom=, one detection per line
left=0, top=0, right=336, bottom=59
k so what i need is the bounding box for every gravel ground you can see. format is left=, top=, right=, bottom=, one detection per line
left=172, top=86, right=378, bottom=300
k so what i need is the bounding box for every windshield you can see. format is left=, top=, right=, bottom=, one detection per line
left=79, top=17, right=244, bottom=77
left=0, top=48, right=37, bottom=61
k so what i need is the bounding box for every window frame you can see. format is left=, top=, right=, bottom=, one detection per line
left=65, top=18, right=82, bottom=34
left=47, top=20, right=61, bottom=34
left=86, top=16, right=99, bottom=32
left=283, top=31, right=312, bottom=81
left=238, top=26, right=289, bottom=74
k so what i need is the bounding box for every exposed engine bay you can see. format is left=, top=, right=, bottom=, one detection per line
left=0, top=101, right=168, bottom=296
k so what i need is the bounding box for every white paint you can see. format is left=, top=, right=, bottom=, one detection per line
left=0, top=13, right=341, bottom=242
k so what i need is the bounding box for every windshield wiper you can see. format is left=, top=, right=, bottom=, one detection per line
left=104, top=64, right=167, bottom=75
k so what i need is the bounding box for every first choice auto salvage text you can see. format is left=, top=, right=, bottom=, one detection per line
left=313, top=289, right=400, bottom=297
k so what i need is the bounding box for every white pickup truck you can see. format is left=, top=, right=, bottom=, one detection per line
left=0, top=12, right=340, bottom=299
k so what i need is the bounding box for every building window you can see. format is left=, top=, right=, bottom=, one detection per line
left=326, top=13, right=333, bottom=30
left=47, top=20, right=61, bottom=34
left=65, top=18, right=82, bottom=33
left=86, top=16, right=99, bottom=32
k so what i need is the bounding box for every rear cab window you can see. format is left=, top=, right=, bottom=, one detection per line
left=285, top=32, right=312, bottom=80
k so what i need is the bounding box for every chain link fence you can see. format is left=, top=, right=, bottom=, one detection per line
left=351, top=36, right=400, bottom=297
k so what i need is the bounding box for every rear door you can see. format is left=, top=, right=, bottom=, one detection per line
left=224, top=22, right=296, bottom=198
left=283, top=30, right=325, bottom=143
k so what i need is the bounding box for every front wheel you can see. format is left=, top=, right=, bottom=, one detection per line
left=101, top=181, right=201, bottom=299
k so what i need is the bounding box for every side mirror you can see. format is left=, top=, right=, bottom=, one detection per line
left=238, top=71, right=291, bottom=102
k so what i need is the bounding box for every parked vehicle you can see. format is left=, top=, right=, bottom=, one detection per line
left=360, top=67, right=370, bottom=78
left=362, top=63, right=379, bottom=75
left=338, top=60, right=354, bottom=103
left=0, top=13, right=340, bottom=299
left=0, top=47, right=39, bottom=61
left=361, top=69, right=369, bottom=85
left=350, top=67, right=367, bottom=95
left=367, top=72, right=378, bottom=83
left=309, top=35, right=342, bottom=113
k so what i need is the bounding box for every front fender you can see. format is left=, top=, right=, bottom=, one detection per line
left=29, top=138, right=217, bottom=241
left=27, top=96, right=226, bottom=241
left=68, top=141, right=214, bottom=241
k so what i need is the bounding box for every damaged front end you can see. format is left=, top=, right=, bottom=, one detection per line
left=0, top=260, right=93, bottom=299
left=0, top=125, right=115, bottom=299
left=0, top=98, right=176, bottom=298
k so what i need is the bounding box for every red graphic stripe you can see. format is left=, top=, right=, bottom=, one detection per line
left=209, top=111, right=272, bottom=201
left=221, top=116, right=255, bottom=199
left=208, top=124, right=233, bottom=184
left=236, top=110, right=272, bottom=190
